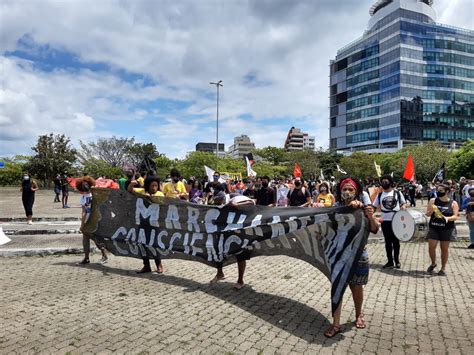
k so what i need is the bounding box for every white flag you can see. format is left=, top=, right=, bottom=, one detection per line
left=374, top=161, right=382, bottom=178
left=0, top=227, right=11, bottom=246
left=336, top=164, right=347, bottom=175
left=246, top=156, right=257, bottom=178
left=204, top=165, right=225, bottom=183
left=319, top=169, right=325, bottom=181
left=390, top=172, right=394, bottom=178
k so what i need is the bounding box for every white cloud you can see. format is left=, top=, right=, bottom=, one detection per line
left=0, top=0, right=471, bottom=158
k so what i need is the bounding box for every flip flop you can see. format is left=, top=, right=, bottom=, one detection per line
left=233, top=283, right=245, bottom=290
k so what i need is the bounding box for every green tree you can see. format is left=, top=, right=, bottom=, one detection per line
left=27, top=134, right=77, bottom=183
left=154, top=154, right=174, bottom=179
left=286, top=150, right=320, bottom=178
left=447, top=140, right=474, bottom=179
left=175, top=151, right=220, bottom=178
left=339, top=152, right=375, bottom=180
left=127, top=142, right=160, bottom=169
left=79, top=136, right=135, bottom=168
left=0, top=155, right=30, bottom=186
left=80, top=158, right=123, bottom=179
left=253, top=147, right=288, bottom=165
left=393, top=143, right=452, bottom=183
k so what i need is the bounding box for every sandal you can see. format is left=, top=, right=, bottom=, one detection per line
left=427, top=264, right=437, bottom=274
left=355, top=314, right=366, bottom=329
left=233, top=282, right=245, bottom=290
left=210, top=275, right=225, bottom=284
left=324, top=325, right=342, bottom=338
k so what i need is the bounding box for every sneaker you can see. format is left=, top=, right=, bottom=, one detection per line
left=78, top=258, right=90, bottom=265
left=395, top=262, right=401, bottom=269
left=383, top=262, right=394, bottom=269
left=427, top=264, right=437, bottom=274
left=468, top=244, right=474, bottom=249
left=99, top=256, right=108, bottom=264
left=438, top=270, right=446, bottom=276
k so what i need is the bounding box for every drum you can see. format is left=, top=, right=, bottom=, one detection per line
left=391, top=210, right=429, bottom=242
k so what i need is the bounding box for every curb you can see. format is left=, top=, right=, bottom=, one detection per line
left=0, top=247, right=96, bottom=257
left=4, top=229, right=81, bottom=236
left=0, top=217, right=82, bottom=222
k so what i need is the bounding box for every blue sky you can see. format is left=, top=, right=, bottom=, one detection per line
left=1, top=0, right=472, bottom=158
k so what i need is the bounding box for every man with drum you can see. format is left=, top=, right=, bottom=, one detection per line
left=373, top=175, right=408, bottom=269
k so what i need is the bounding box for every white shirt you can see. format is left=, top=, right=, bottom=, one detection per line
left=373, top=190, right=406, bottom=221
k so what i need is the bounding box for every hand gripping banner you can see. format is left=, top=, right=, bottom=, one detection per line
left=84, top=189, right=370, bottom=314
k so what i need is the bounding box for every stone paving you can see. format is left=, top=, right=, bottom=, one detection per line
left=1, top=242, right=473, bottom=354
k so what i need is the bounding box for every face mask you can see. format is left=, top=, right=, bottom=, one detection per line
left=262, top=182, right=269, bottom=188
left=172, top=177, right=179, bottom=183
left=319, top=187, right=327, bottom=193
left=213, top=176, right=219, bottom=182
left=381, top=182, right=391, bottom=189
left=341, top=191, right=356, bottom=201
left=437, top=191, right=446, bottom=197
left=23, top=175, right=30, bottom=181
left=294, top=181, right=301, bottom=187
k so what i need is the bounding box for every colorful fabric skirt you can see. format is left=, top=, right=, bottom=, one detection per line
left=349, top=248, right=369, bottom=286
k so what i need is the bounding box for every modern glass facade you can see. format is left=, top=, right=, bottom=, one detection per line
left=329, top=0, right=474, bottom=152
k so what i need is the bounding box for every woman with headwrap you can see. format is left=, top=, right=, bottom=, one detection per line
left=324, top=177, right=379, bottom=338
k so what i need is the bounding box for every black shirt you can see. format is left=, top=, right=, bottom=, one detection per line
left=287, top=187, right=310, bottom=206
left=255, top=186, right=276, bottom=206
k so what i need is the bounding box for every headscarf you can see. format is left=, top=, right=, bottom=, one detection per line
left=340, top=178, right=358, bottom=193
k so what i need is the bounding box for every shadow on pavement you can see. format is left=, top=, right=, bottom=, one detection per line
left=371, top=263, right=428, bottom=279
left=53, top=261, right=352, bottom=345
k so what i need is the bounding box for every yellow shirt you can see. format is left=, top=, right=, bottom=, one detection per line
left=162, top=181, right=187, bottom=198
left=317, top=193, right=334, bottom=207
left=133, top=188, right=164, bottom=197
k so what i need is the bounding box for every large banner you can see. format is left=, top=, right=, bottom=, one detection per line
left=84, top=189, right=370, bottom=314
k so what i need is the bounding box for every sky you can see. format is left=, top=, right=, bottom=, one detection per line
left=1, top=0, right=472, bottom=159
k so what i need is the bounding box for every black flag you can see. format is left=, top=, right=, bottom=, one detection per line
left=432, top=163, right=445, bottom=183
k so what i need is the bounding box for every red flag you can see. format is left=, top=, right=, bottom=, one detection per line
left=293, top=163, right=302, bottom=178
left=402, top=155, right=415, bottom=181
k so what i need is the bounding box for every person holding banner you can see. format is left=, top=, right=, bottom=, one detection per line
left=77, top=177, right=108, bottom=265
left=128, top=176, right=165, bottom=273
left=324, top=177, right=379, bottom=338
left=426, top=183, right=459, bottom=276
left=373, top=174, right=407, bottom=269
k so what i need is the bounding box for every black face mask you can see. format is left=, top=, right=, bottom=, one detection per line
left=381, top=182, right=391, bottom=189
left=437, top=191, right=446, bottom=197
left=262, top=182, right=269, bottom=188
left=294, top=181, right=301, bottom=187
left=172, top=177, right=179, bottom=183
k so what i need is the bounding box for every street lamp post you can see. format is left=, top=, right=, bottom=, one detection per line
left=209, top=80, right=223, bottom=157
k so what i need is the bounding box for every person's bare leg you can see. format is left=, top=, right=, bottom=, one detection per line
left=26, top=215, right=33, bottom=224
left=211, top=264, right=225, bottom=283
left=440, top=241, right=450, bottom=272
left=350, top=284, right=365, bottom=328
left=428, top=239, right=438, bottom=266
left=324, top=302, right=343, bottom=337
left=234, top=260, right=246, bottom=289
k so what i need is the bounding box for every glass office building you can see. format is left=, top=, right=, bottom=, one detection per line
left=329, top=0, right=474, bottom=152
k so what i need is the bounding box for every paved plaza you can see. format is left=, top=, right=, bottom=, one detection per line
left=1, top=188, right=473, bottom=354
left=1, top=242, right=473, bottom=354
